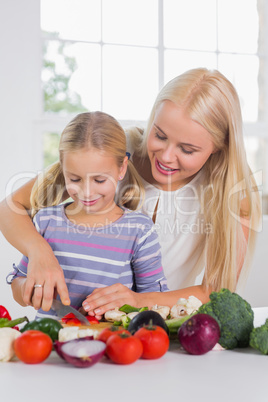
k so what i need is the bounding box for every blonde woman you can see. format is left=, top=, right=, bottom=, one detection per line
left=82, top=68, right=261, bottom=317
left=7, top=111, right=168, bottom=318
left=0, top=68, right=260, bottom=316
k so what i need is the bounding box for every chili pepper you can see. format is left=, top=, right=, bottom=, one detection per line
left=0, top=305, right=12, bottom=321
left=21, top=318, right=63, bottom=342
left=0, top=316, right=29, bottom=328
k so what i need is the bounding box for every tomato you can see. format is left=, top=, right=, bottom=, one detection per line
left=14, top=330, right=53, bottom=364
left=134, top=325, right=169, bottom=359
left=98, top=327, right=130, bottom=344
left=106, top=332, right=143, bottom=364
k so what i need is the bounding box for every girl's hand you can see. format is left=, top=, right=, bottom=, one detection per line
left=82, top=284, right=141, bottom=319
left=23, top=244, right=70, bottom=311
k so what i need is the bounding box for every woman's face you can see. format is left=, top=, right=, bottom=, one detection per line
left=147, top=100, right=217, bottom=191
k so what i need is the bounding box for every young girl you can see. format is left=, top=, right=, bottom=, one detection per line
left=8, top=111, right=168, bottom=318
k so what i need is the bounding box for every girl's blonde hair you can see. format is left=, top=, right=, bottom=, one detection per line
left=137, top=67, right=261, bottom=292
left=31, top=111, right=144, bottom=216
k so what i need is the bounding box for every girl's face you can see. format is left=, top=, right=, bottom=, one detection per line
left=147, top=100, right=217, bottom=191
left=62, top=147, right=127, bottom=215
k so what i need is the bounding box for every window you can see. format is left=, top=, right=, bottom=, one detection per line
left=40, top=0, right=268, bottom=210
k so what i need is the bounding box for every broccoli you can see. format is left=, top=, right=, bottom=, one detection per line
left=249, top=319, right=268, bottom=354
left=198, top=288, right=254, bottom=349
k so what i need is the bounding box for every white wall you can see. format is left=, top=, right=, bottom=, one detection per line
left=241, top=215, right=268, bottom=307
left=0, top=0, right=41, bottom=320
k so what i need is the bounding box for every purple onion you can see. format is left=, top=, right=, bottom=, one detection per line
left=54, top=337, right=106, bottom=368
left=178, top=314, right=220, bottom=355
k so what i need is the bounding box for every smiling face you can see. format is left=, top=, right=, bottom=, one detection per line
left=62, top=147, right=127, bottom=216
left=146, top=101, right=217, bottom=191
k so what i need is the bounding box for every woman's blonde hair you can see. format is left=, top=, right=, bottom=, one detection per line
left=138, top=67, right=261, bottom=292
left=30, top=111, right=144, bottom=216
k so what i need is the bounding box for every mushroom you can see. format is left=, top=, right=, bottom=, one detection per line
left=170, top=296, right=202, bottom=318
left=104, top=308, right=126, bottom=323
left=151, top=305, right=170, bottom=320
left=126, top=312, right=139, bottom=320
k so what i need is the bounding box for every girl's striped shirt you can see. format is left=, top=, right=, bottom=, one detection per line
left=9, top=204, right=168, bottom=319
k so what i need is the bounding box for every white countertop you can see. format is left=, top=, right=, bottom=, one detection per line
left=1, top=307, right=268, bottom=402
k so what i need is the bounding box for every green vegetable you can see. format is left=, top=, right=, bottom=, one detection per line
left=112, top=320, right=122, bottom=327
left=119, top=304, right=148, bottom=314
left=198, top=288, right=254, bottom=349
left=21, top=318, right=63, bottom=342
left=249, top=319, right=268, bottom=354
left=121, top=315, right=131, bottom=329
left=0, top=316, right=29, bottom=328
left=165, top=314, right=196, bottom=335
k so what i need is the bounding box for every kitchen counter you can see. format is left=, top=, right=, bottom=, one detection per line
left=1, top=307, right=268, bottom=402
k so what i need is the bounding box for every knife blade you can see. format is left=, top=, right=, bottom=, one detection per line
left=51, top=299, right=90, bottom=325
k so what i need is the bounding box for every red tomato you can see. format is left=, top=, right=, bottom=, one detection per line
left=14, top=330, right=53, bottom=364
left=106, top=333, right=143, bottom=364
left=134, top=325, right=169, bottom=359
left=98, top=327, right=130, bottom=344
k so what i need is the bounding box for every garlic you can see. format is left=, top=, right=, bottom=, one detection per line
left=170, top=296, right=202, bottom=318
left=0, top=328, right=21, bottom=362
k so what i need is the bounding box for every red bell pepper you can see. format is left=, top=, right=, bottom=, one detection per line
left=0, top=305, right=12, bottom=321
left=86, top=315, right=99, bottom=324
left=62, top=312, right=99, bottom=326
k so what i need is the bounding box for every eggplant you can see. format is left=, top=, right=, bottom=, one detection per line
left=127, top=310, right=169, bottom=335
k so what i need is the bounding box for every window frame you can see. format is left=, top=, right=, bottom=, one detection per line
left=39, top=0, right=268, bottom=198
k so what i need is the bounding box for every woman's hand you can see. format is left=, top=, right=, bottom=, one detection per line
left=23, top=243, right=70, bottom=311
left=82, top=284, right=142, bottom=319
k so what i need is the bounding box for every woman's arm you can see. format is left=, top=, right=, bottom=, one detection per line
left=82, top=283, right=211, bottom=319
left=0, top=179, right=70, bottom=310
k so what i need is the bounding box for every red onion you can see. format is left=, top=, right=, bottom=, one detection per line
left=54, top=337, right=106, bottom=368
left=178, top=314, right=220, bottom=355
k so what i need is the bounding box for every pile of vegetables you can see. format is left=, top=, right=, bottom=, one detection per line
left=103, top=288, right=260, bottom=356
left=2, top=288, right=268, bottom=367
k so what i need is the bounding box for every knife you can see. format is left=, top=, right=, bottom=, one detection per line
left=51, top=299, right=90, bottom=325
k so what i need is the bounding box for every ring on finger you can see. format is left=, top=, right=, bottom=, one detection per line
left=34, top=284, right=43, bottom=289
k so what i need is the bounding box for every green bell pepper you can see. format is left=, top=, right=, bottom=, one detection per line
left=21, top=318, right=63, bottom=342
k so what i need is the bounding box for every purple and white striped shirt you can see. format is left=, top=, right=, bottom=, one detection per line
left=10, top=204, right=168, bottom=319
